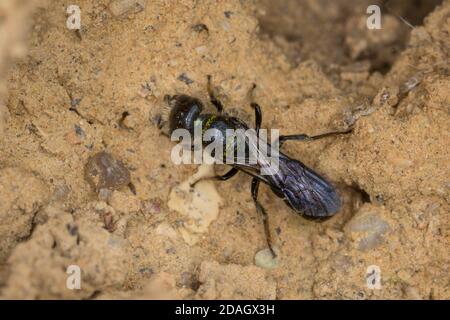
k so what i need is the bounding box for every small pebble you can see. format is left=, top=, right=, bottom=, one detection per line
left=192, top=23, right=209, bottom=33
left=98, top=188, right=113, bottom=201
left=109, top=0, right=146, bottom=17
left=178, top=73, right=194, bottom=85
left=51, top=184, right=71, bottom=201
left=155, top=223, right=178, bottom=239
left=179, top=272, right=200, bottom=290
left=70, top=98, right=81, bottom=108
left=142, top=198, right=162, bottom=215
left=66, top=223, right=79, bottom=236
left=255, top=247, right=280, bottom=269
left=65, top=130, right=82, bottom=145
left=74, top=124, right=86, bottom=138
left=139, top=267, right=154, bottom=277
left=120, top=112, right=140, bottom=130
left=108, top=191, right=141, bottom=214
left=344, top=204, right=390, bottom=251
left=85, top=151, right=131, bottom=191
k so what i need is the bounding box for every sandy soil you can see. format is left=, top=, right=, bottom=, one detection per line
left=0, top=0, right=448, bottom=299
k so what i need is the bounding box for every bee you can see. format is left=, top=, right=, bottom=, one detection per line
left=161, top=76, right=351, bottom=256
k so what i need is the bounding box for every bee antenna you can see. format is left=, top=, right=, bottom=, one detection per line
left=381, top=0, right=415, bottom=30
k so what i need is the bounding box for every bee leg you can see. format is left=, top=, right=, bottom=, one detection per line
left=276, top=129, right=352, bottom=148
left=189, top=167, right=238, bottom=187
left=207, top=75, right=224, bottom=113
left=250, top=102, right=262, bottom=134
left=251, top=178, right=277, bottom=258
left=215, top=167, right=239, bottom=180
left=248, top=83, right=262, bottom=133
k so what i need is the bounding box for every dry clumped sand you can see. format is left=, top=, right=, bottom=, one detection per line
left=0, top=0, right=448, bottom=299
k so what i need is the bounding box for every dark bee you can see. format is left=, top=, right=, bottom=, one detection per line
left=163, top=76, right=350, bottom=256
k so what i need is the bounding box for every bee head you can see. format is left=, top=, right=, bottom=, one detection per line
left=165, top=94, right=204, bottom=134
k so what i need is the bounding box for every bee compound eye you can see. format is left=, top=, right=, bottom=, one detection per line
left=168, top=95, right=204, bottom=133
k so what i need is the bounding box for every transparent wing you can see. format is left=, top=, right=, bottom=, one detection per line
left=224, top=129, right=279, bottom=184
left=225, top=129, right=341, bottom=217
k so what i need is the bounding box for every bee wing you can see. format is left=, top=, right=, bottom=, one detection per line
left=279, top=157, right=341, bottom=217
left=226, top=130, right=341, bottom=217
left=226, top=129, right=276, bottom=184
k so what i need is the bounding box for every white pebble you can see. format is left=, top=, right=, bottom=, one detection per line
left=255, top=247, right=279, bottom=269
